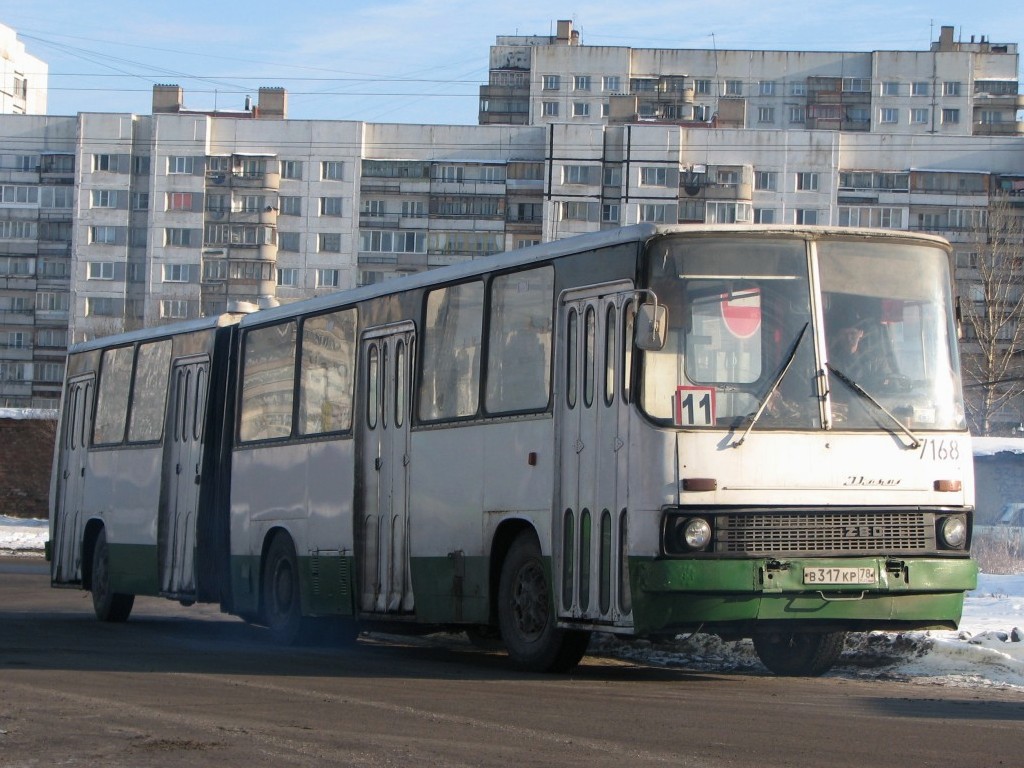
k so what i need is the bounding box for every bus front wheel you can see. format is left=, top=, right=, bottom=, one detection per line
left=753, top=630, right=845, bottom=676
left=91, top=528, right=134, bottom=622
left=498, top=532, right=590, bottom=673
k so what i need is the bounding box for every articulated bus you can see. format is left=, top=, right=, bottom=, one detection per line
left=49, top=224, right=977, bottom=676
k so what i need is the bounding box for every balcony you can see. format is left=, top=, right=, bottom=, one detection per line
left=973, top=120, right=1024, bottom=136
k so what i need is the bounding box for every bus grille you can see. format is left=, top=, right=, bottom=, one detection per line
left=713, top=510, right=935, bottom=555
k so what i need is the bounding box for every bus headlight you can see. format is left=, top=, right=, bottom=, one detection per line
left=677, top=517, right=712, bottom=551
left=938, top=515, right=968, bottom=549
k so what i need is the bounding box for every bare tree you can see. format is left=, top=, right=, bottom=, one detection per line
left=958, top=192, right=1024, bottom=435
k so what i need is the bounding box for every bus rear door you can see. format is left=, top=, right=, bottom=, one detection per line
left=52, top=374, right=94, bottom=585
left=159, top=355, right=209, bottom=599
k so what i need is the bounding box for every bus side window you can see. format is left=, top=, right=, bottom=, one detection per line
left=239, top=321, right=297, bottom=442
left=93, top=346, right=134, bottom=445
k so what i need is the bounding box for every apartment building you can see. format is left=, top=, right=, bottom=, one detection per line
left=0, top=23, right=46, bottom=115
left=2, top=20, right=1024, bottom=428
left=480, top=21, right=1023, bottom=136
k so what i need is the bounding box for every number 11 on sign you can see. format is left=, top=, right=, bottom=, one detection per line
left=674, top=386, right=716, bottom=427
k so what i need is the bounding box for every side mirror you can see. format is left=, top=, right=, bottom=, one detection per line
left=635, top=302, right=667, bottom=351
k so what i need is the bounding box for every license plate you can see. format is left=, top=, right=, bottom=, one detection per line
left=803, top=566, right=876, bottom=585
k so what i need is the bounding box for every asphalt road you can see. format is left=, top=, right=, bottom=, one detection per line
left=1, top=556, right=1022, bottom=768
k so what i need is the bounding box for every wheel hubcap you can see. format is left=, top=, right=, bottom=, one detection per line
left=511, top=559, right=548, bottom=641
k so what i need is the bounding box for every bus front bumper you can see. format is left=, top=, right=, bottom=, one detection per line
left=630, top=555, right=978, bottom=635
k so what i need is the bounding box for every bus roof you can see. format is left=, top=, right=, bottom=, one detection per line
left=239, top=224, right=950, bottom=329
left=67, top=312, right=242, bottom=355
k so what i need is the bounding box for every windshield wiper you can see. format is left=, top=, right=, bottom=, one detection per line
left=826, top=364, right=921, bottom=449
left=732, top=323, right=808, bottom=448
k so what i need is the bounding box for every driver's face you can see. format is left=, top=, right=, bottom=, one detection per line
left=834, top=326, right=864, bottom=353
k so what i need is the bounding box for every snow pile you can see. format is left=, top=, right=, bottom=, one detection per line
left=0, top=515, right=48, bottom=555
left=2, top=517, right=1021, bottom=688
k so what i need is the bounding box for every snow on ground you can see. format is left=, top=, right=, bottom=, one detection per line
left=3, top=516, right=1022, bottom=689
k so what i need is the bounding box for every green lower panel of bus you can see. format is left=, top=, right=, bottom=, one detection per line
left=226, top=554, right=491, bottom=623
left=108, top=543, right=159, bottom=595
left=630, top=555, right=978, bottom=635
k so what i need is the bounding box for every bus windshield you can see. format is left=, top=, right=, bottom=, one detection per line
left=641, top=235, right=966, bottom=432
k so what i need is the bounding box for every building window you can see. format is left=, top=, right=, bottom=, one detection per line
left=572, top=101, right=590, bottom=117
left=842, top=78, right=870, bottom=93
left=706, top=202, right=751, bottom=224
left=277, top=267, right=299, bottom=287
left=542, top=75, right=560, bottom=91
left=90, top=225, right=118, bottom=244
left=758, top=80, right=776, bottom=96
left=203, top=259, right=226, bottom=281
left=694, top=79, right=711, bottom=95
left=562, top=165, right=592, bottom=185
left=789, top=81, right=807, bottom=96
left=316, top=268, right=340, bottom=288
left=943, top=81, right=962, bottom=97
left=86, top=297, right=120, bottom=316
left=320, top=197, right=344, bottom=216
left=93, top=154, right=120, bottom=172
left=602, top=76, right=621, bottom=92
left=278, top=232, right=300, bottom=252
left=794, top=209, right=818, bottom=225
left=754, top=208, right=776, bottom=224
left=640, top=166, right=668, bottom=186
left=279, top=196, right=302, bottom=216
left=318, top=233, right=342, bottom=252
left=401, top=200, right=425, bottom=218
left=281, top=160, right=303, bottom=180
left=881, top=81, right=900, bottom=96
left=438, top=166, right=464, bottom=182
left=880, top=108, right=899, bottom=124
left=168, top=156, right=195, bottom=174
left=160, top=300, right=192, bottom=319
left=561, top=201, right=594, bottom=221
left=162, top=264, right=190, bottom=282
left=757, top=107, right=775, bottom=124
left=131, top=192, right=149, bottom=211
left=166, top=192, right=193, bottom=211
left=90, top=190, right=117, bottom=208
left=789, top=106, right=806, bottom=124
left=87, top=261, right=114, bottom=280
left=725, top=79, right=742, bottom=96
left=911, top=108, right=930, bottom=124
left=574, top=75, right=591, bottom=91
left=602, top=203, right=620, bottom=223
left=754, top=171, right=777, bottom=191
left=542, top=101, right=559, bottom=117
left=796, top=172, right=819, bottom=192
left=640, top=204, right=670, bottom=223
left=164, top=228, right=194, bottom=247
left=941, top=108, right=960, bottom=125
left=912, top=81, right=930, bottom=97
left=321, top=161, right=344, bottom=181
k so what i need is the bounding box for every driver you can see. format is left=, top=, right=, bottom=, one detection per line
left=826, top=299, right=898, bottom=388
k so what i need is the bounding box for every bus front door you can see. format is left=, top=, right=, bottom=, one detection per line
left=52, top=375, right=94, bottom=585
left=358, top=323, right=415, bottom=614
left=159, top=356, right=209, bottom=599
left=556, top=284, right=634, bottom=626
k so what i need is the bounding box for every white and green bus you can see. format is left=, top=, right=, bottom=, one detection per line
left=49, top=224, right=977, bottom=675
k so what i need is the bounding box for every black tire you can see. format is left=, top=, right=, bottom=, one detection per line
left=262, top=533, right=305, bottom=645
left=753, top=630, right=845, bottom=676
left=91, top=528, right=134, bottom=622
left=497, top=532, right=590, bottom=673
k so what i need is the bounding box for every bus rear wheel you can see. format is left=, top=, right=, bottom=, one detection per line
left=498, top=532, right=590, bottom=673
left=753, top=630, right=845, bottom=676
left=91, top=528, right=134, bottom=622
left=262, top=534, right=305, bottom=645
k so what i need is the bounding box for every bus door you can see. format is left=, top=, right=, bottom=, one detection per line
left=159, top=355, right=209, bottom=599
left=556, top=283, right=635, bottom=625
left=52, top=374, right=94, bottom=585
left=358, top=322, right=415, bottom=614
